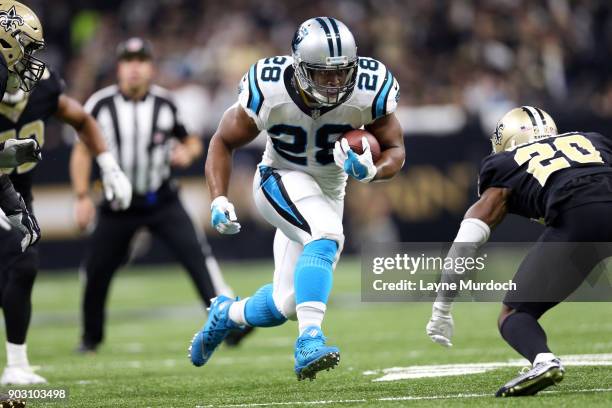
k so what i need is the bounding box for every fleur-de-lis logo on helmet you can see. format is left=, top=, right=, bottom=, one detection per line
left=0, top=6, right=24, bottom=33
left=493, top=123, right=504, bottom=145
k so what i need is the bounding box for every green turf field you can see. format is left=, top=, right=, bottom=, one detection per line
left=1, top=258, right=611, bottom=407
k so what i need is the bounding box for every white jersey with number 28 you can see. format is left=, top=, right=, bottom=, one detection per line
left=237, top=55, right=399, bottom=198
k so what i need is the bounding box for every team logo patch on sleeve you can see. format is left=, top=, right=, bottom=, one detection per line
left=0, top=6, right=24, bottom=32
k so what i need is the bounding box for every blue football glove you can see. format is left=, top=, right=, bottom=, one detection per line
left=333, top=137, right=377, bottom=182
left=211, top=196, right=241, bottom=235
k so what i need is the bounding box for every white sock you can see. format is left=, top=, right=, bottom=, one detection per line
left=296, top=302, right=327, bottom=335
left=228, top=298, right=249, bottom=326
left=6, top=342, right=29, bottom=368
left=533, top=352, right=557, bottom=366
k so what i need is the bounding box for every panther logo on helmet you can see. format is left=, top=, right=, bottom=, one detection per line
left=291, top=26, right=308, bottom=53
left=0, top=6, right=24, bottom=33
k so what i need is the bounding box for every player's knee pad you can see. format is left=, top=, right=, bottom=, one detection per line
left=244, top=283, right=287, bottom=327
left=306, top=204, right=344, bottom=258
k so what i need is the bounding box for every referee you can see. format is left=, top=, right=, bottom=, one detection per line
left=70, top=38, right=236, bottom=352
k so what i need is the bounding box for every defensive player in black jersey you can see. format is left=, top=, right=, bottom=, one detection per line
left=0, top=8, right=134, bottom=383
left=426, top=106, right=612, bottom=397
left=0, top=0, right=49, bottom=258
left=0, top=63, right=133, bottom=384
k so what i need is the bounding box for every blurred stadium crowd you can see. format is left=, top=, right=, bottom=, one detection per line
left=16, top=0, right=612, bottom=265
left=31, top=0, right=612, bottom=140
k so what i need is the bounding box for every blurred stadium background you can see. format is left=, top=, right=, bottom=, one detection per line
left=21, top=0, right=612, bottom=269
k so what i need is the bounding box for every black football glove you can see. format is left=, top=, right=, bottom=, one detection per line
left=0, top=175, right=40, bottom=251
left=0, top=138, right=42, bottom=167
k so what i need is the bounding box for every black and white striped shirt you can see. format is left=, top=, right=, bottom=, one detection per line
left=84, top=85, right=188, bottom=195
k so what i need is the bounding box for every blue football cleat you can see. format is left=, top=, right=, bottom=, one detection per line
left=189, top=296, right=239, bottom=367
left=294, top=326, right=340, bottom=381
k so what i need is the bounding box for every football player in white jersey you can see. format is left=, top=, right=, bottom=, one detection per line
left=189, top=17, right=405, bottom=380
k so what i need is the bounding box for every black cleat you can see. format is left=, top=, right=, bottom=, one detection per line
left=496, top=359, right=564, bottom=397
left=75, top=341, right=98, bottom=355
left=224, top=326, right=255, bottom=347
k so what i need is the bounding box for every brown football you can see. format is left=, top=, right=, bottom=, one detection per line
left=341, top=129, right=381, bottom=162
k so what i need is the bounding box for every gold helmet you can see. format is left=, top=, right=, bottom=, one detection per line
left=491, top=106, right=557, bottom=153
left=0, top=1, right=45, bottom=92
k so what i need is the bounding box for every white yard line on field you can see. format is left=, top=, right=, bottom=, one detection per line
left=365, top=353, right=612, bottom=381
left=197, top=399, right=368, bottom=408
left=197, top=388, right=612, bottom=407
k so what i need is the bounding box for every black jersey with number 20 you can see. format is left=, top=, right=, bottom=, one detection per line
left=478, top=132, right=612, bottom=224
